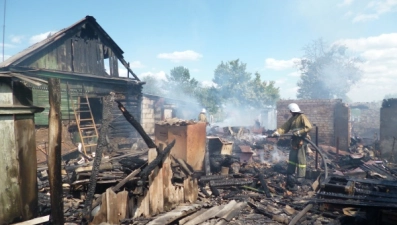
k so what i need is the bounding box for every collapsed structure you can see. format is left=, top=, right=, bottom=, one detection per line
left=1, top=16, right=397, bottom=225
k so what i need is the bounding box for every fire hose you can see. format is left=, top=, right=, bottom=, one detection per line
left=277, top=134, right=329, bottom=179
left=276, top=134, right=329, bottom=225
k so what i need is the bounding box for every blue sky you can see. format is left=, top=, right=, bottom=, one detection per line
left=2, top=0, right=397, bottom=102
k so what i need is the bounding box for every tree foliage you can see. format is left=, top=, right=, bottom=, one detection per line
left=143, top=61, right=280, bottom=117
left=296, top=39, right=362, bottom=100
left=164, top=66, right=199, bottom=97
left=141, top=75, right=165, bottom=96
left=213, top=59, right=279, bottom=108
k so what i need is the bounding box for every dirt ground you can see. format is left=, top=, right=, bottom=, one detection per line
left=35, top=122, right=78, bottom=165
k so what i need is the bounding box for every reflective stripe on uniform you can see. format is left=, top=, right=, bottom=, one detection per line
left=288, top=160, right=306, bottom=168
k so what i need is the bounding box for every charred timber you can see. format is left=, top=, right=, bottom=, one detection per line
left=199, top=175, right=230, bottom=182
left=209, top=178, right=253, bottom=187
left=258, top=173, right=272, bottom=198
left=312, top=199, right=397, bottom=208
left=247, top=202, right=289, bottom=224
left=354, top=188, right=397, bottom=198
left=83, top=95, right=113, bottom=220
left=115, top=101, right=157, bottom=151
left=47, top=78, right=64, bottom=224
left=139, top=139, right=176, bottom=180
left=318, top=191, right=397, bottom=204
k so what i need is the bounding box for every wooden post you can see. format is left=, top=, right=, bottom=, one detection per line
left=47, top=78, right=64, bottom=224
left=315, top=125, right=318, bottom=169
left=127, top=62, right=130, bottom=78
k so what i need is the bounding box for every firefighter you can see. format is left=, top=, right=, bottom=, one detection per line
left=198, top=108, right=207, bottom=123
left=272, top=103, right=312, bottom=191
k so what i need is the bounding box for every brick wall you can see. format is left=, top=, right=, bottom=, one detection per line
left=141, top=96, right=155, bottom=135
left=350, top=102, right=380, bottom=138
left=380, top=99, right=397, bottom=158
left=277, top=99, right=350, bottom=150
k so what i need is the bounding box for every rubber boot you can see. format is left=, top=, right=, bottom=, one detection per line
left=286, top=175, right=298, bottom=191
left=296, top=177, right=305, bottom=185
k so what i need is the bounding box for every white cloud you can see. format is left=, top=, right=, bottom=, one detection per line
left=10, top=35, right=24, bottom=44
left=201, top=80, right=216, bottom=87
left=338, top=0, right=354, bottom=7
left=0, top=43, right=15, bottom=48
left=29, top=31, right=57, bottom=44
left=344, top=10, right=354, bottom=17
left=350, top=0, right=397, bottom=23
left=288, top=71, right=301, bottom=77
left=335, top=33, right=397, bottom=51
left=352, top=13, right=378, bottom=23
left=191, top=68, right=200, bottom=73
left=129, top=61, right=145, bottom=69
left=118, top=67, right=128, bottom=77
left=335, top=33, right=397, bottom=101
left=265, top=58, right=300, bottom=70
left=139, top=71, right=167, bottom=81
left=157, top=50, right=203, bottom=62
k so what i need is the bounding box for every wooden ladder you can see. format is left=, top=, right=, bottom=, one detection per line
left=71, top=94, right=99, bottom=155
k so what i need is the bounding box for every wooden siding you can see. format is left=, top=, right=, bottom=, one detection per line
left=20, top=24, right=118, bottom=76
left=30, top=79, right=142, bottom=139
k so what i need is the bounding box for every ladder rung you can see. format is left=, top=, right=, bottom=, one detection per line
left=85, top=144, right=97, bottom=147
left=78, top=118, right=93, bottom=121
left=75, top=110, right=91, bottom=113
left=79, top=103, right=89, bottom=105
left=80, top=126, right=96, bottom=130
left=82, top=135, right=98, bottom=139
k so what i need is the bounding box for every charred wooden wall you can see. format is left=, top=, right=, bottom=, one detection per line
left=277, top=99, right=350, bottom=150
left=27, top=78, right=142, bottom=139
left=18, top=23, right=119, bottom=77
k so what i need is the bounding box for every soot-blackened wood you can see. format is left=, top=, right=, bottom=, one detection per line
left=83, top=95, right=113, bottom=221
left=47, top=78, right=64, bottom=224
left=258, top=173, right=272, bottom=198
left=116, top=101, right=157, bottom=151
left=139, top=139, right=176, bottom=180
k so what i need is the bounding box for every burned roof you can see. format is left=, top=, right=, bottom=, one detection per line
left=1, top=16, right=123, bottom=68
left=0, top=16, right=140, bottom=82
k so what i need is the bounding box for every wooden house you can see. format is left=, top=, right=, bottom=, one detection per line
left=0, top=16, right=144, bottom=153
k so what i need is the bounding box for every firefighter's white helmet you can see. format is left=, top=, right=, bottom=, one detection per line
left=288, top=103, right=301, bottom=113
left=201, top=108, right=206, bottom=113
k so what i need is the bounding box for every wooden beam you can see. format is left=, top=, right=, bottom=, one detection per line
left=10, top=215, right=49, bottom=225
left=47, top=78, right=64, bottom=224
left=148, top=148, right=164, bottom=215
left=115, top=100, right=157, bottom=150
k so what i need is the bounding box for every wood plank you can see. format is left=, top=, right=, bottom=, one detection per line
left=134, top=189, right=150, bottom=218
left=148, top=148, right=164, bottom=216
left=162, top=156, right=173, bottom=211
left=106, top=188, right=118, bottom=224
left=10, top=215, right=50, bottom=225
left=91, top=193, right=107, bottom=224
left=183, top=178, right=198, bottom=203
left=47, top=78, right=64, bottom=224
left=115, top=190, right=129, bottom=222
left=147, top=204, right=202, bottom=225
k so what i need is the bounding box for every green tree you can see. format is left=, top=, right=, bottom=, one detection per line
left=247, top=72, right=280, bottom=107
left=163, top=66, right=199, bottom=98
left=141, top=75, right=165, bottom=96
left=194, top=85, right=222, bottom=114
left=213, top=59, right=252, bottom=107
left=212, top=59, right=279, bottom=108
left=296, top=39, right=362, bottom=100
